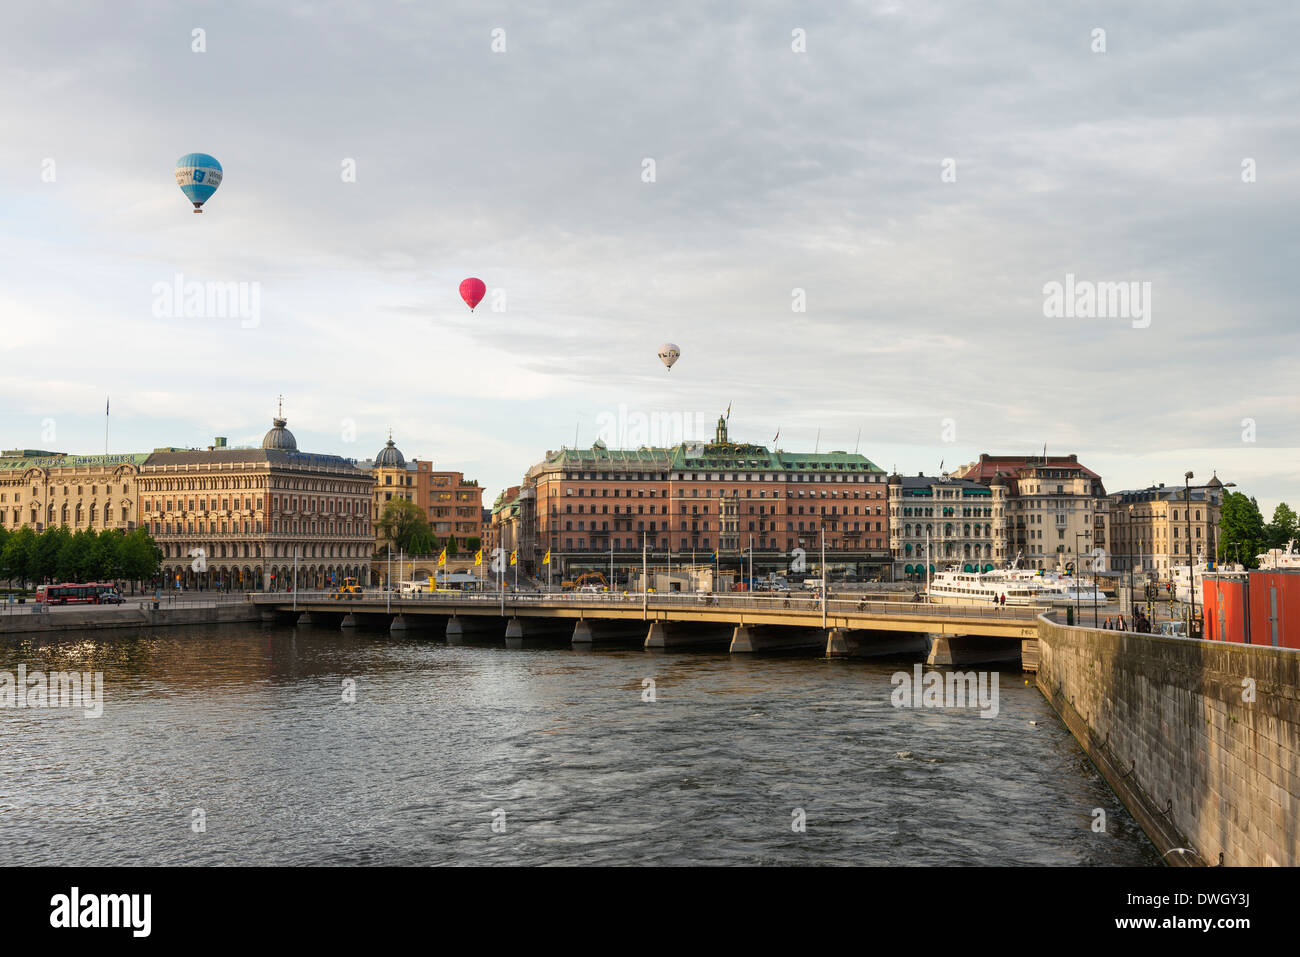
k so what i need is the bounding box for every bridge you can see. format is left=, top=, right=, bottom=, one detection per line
left=252, top=591, right=1043, bottom=664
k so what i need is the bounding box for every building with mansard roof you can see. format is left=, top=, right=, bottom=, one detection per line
left=514, top=414, right=890, bottom=580
left=136, top=414, right=374, bottom=591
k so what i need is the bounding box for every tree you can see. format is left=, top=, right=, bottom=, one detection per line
left=1266, top=502, right=1298, bottom=550
left=1, top=527, right=36, bottom=586
left=95, top=529, right=126, bottom=580
left=378, top=499, right=435, bottom=555
left=57, top=529, right=99, bottom=582
left=121, top=527, right=161, bottom=589
left=1220, top=491, right=1267, bottom=568
left=34, top=526, right=71, bottom=582
left=446, top=535, right=458, bottom=556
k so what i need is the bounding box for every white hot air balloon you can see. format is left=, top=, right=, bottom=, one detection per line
left=658, top=343, right=681, bottom=371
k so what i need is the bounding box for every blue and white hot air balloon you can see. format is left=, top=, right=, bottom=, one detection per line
left=174, top=153, right=223, bottom=213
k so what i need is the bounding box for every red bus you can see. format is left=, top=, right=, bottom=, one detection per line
left=35, top=582, right=124, bottom=605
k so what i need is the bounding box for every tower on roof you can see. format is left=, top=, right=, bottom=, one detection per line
left=715, top=415, right=728, bottom=445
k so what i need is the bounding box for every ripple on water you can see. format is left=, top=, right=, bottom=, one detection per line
left=0, top=624, right=1161, bottom=866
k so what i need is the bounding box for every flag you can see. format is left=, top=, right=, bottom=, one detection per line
left=437, top=547, right=447, bottom=567
left=543, top=549, right=551, bottom=565
left=509, top=549, right=517, bottom=566
left=473, top=549, right=483, bottom=566
left=725, top=401, right=731, bottom=420
left=711, top=549, right=718, bottom=561
left=772, top=429, right=779, bottom=445
left=106, top=397, right=109, bottom=415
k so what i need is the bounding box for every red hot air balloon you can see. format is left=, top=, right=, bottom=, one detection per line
left=459, top=278, right=486, bottom=312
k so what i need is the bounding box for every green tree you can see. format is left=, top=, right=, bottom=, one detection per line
left=378, top=499, right=435, bottom=554
left=57, top=529, right=99, bottom=582
left=34, top=526, right=71, bottom=582
left=121, top=527, right=161, bottom=589
left=1266, top=502, right=1298, bottom=550
left=1, top=527, right=36, bottom=586
left=1220, top=491, right=1267, bottom=568
left=95, top=529, right=126, bottom=580
left=446, top=534, right=458, bottom=556
left=465, top=536, right=481, bottom=553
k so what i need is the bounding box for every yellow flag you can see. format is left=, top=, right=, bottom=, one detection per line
left=509, top=549, right=518, bottom=566
left=543, top=549, right=551, bottom=565
left=474, top=549, right=483, bottom=566
left=437, top=547, right=447, bottom=567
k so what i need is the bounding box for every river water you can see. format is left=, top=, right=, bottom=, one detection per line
left=1, top=621, right=1160, bottom=866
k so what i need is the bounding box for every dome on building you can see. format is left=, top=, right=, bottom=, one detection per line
left=261, top=416, right=297, bottom=450
left=375, top=436, right=405, bottom=468
left=1206, top=472, right=1224, bottom=489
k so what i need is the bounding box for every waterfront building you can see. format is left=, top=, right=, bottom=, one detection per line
left=515, top=415, right=889, bottom=579
left=0, top=449, right=145, bottom=533
left=137, top=414, right=374, bottom=591
left=953, top=453, right=1109, bottom=572
left=887, top=473, right=1008, bottom=580
left=358, top=433, right=484, bottom=556
left=1108, top=474, right=1225, bottom=576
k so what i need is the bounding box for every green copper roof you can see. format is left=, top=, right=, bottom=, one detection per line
left=546, top=440, right=883, bottom=473
left=0, top=452, right=150, bottom=471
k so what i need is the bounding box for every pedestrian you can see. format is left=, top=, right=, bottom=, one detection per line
left=1104, top=616, right=1112, bottom=629
left=1117, top=615, right=1127, bottom=632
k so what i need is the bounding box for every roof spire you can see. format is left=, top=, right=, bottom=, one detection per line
left=277, top=394, right=284, bottom=418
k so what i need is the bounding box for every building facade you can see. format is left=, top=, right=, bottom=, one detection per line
left=517, top=416, right=890, bottom=580
left=360, top=434, right=484, bottom=556
left=138, top=416, right=374, bottom=591
left=954, top=453, right=1110, bottom=572
left=1108, top=475, right=1226, bottom=576
left=0, top=449, right=145, bottom=534
left=888, top=473, right=1008, bottom=579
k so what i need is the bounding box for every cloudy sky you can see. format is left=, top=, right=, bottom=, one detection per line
left=1, top=1, right=1296, bottom=515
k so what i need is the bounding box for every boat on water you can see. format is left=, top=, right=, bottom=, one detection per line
left=925, top=570, right=1050, bottom=606
left=1169, top=559, right=1247, bottom=603
left=1257, top=540, right=1300, bottom=571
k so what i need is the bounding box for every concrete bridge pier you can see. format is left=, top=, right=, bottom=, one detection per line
left=925, top=634, right=1022, bottom=667
left=340, top=613, right=358, bottom=629
left=730, top=625, right=823, bottom=654
left=390, top=615, right=408, bottom=634
left=572, top=619, right=647, bottom=649
left=504, top=617, right=572, bottom=649
left=645, top=620, right=733, bottom=651
left=445, top=615, right=507, bottom=645
left=826, top=628, right=928, bottom=659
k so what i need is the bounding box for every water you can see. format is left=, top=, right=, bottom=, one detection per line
left=1, top=622, right=1160, bottom=865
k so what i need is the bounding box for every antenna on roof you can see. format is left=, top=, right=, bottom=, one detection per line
left=854, top=428, right=861, bottom=454
left=574, top=417, right=580, bottom=449
left=814, top=429, right=820, bottom=454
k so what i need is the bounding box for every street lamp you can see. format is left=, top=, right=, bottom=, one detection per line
left=1183, top=472, right=1235, bottom=637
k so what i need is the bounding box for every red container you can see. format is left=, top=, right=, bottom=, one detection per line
left=1203, top=570, right=1300, bottom=648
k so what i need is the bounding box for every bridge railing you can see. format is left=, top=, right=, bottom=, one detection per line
left=261, top=590, right=1042, bottom=621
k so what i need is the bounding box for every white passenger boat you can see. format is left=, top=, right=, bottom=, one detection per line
left=925, top=569, right=1051, bottom=606
left=1257, top=540, right=1300, bottom=571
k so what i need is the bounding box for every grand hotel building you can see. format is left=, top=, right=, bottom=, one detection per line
left=514, top=417, right=890, bottom=578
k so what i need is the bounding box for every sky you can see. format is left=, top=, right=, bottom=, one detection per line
left=1, top=1, right=1296, bottom=517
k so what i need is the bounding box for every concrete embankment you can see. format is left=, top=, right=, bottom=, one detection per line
left=0, top=602, right=262, bottom=635
left=1035, top=615, right=1300, bottom=866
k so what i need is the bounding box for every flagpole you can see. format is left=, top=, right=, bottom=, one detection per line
left=642, top=538, right=648, bottom=619
left=104, top=396, right=109, bottom=455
